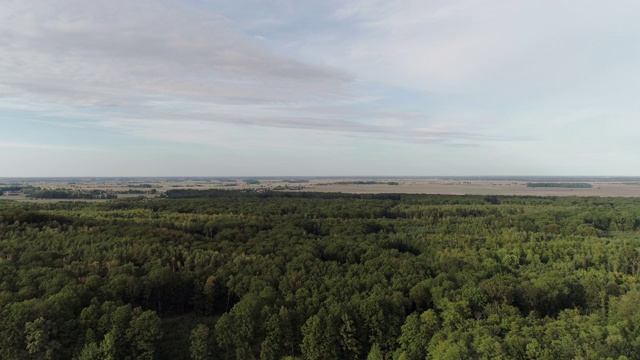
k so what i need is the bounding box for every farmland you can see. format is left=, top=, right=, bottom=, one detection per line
left=3, top=177, right=640, bottom=201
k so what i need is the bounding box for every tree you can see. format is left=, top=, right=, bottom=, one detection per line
left=214, top=314, right=234, bottom=360
left=279, top=306, right=298, bottom=358
left=409, top=279, right=434, bottom=310
left=301, top=312, right=340, bottom=360
left=367, top=343, right=384, bottom=360
left=339, top=312, right=362, bottom=359
left=190, top=324, right=213, bottom=360
left=99, top=332, right=116, bottom=360
left=25, top=317, right=61, bottom=360
left=261, top=314, right=283, bottom=360
left=77, top=342, right=102, bottom=360
left=126, top=309, right=162, bottom=360
left=105, top=304, right=132, bottom=360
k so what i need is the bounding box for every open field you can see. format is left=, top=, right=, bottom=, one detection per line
left=304, top=179, right=640, bottom=197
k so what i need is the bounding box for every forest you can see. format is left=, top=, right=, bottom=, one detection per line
left=1, top=190, right=640, bottom=359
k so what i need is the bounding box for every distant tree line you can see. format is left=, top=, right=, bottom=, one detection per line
left=0, top=186, right=36, bottom=196
left=164, top=189, right=403, bottom=200
left=526, top=182, right=593, bottom=188
left=327, top=181, right=399, bottom=186
left=0, top=186, right=23, bottom=192
left=28, top=189, right=117, bottom=199
left=272, top=185, right=305, bottom=191
left=127, top=183, right=154, bottom=188
left=117, top=189, right=157, bottom=195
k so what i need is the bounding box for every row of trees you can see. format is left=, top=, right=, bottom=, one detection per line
left=27, top=189, right=118, bottom=199
left=526, top=183, right=593, bottom=188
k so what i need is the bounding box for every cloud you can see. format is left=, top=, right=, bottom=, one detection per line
left=307, top=0, right=640, bottom=105
left=96, top=107, right=529, bottom=149
left=0, top=141, right=100, bottom=152
left=0, top=0, right=351, bottom=108
left=0, top=0, right=544, bottom=150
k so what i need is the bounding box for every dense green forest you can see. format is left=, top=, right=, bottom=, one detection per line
left=2, top=191, right=640, bottom=359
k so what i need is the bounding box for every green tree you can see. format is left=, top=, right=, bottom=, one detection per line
left=301, top=312, right=339, bottom=360
left=190, top=324, right=213, bottom=360
left=126, top=309, right=162, bottom=360
left=214, top=314, right=234, bottom=360
left=261, top=314, right=283, bottom=360
left=339, top=312, right=362, bottom=359
left=76, top=342, right=102, bottom=360
left=25, top=317, right=61, bottom=360
left=367, top=343, right=384, bottom=360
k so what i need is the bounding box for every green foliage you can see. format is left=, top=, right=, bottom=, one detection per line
left=367, top=343, right=384, bottom=360
left=25, top=317, right=61, bottom=360
left=190, top=324, right=212, bottom=360
left=1, top=192, right=640, bottom=358
left=301, top=312, right=339, bottom=360
left=126, top=309, right=162, bottom=360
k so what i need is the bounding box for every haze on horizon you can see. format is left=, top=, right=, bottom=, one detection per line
left=2, top=1, right=639, bottom=177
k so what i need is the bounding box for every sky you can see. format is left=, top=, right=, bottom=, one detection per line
left=1, top=0, right=640, bottom=176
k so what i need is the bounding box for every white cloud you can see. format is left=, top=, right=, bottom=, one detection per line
left=0, top=0, right=351, bottom=108
left=3, top=0, right=639, bottom=176
left=0, top=0, right=518, bottom=147
left=309, top=0, right=640, bottom=103
left=0, top=141, right=99, bottom=152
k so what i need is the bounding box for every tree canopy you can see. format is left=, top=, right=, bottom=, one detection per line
left=1, top=191, right=640, bottom=359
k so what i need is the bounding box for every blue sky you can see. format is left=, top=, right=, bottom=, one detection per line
left=1, top=0, right=640, bottom=176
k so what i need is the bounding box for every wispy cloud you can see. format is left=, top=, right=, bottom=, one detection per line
left=0, top=0, right=514, bottom=147
left=0, top=141, right=101, bottom=152
left=4, top=1, right=638, bottom=176
left=0, top=0, right=350, bottom=106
